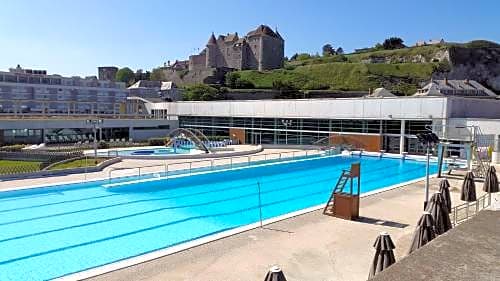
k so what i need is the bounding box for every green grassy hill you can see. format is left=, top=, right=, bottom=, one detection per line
left=233, top=41, right=499, bottom=96
left=237, top=61, right=439, bottom=96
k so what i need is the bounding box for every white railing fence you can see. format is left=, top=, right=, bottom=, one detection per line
left=106, top=148, right=337, bottom=182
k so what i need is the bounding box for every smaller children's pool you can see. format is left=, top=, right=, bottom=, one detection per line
left=94, top=146, right=198, bottom=157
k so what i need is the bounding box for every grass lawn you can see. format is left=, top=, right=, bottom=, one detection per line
left=0, top=160, right=42, bottom=175
left=48, top=158, right=108, bottom=170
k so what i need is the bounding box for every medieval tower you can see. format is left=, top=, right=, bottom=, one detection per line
left=188, top=25, right=284, bottom=72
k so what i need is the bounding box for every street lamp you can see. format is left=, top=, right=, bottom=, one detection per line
left=86, top=119, right=103, bottom=163
left=281, top=119, right=293, bottom=145
left=416, top=132, right=440, bottom=209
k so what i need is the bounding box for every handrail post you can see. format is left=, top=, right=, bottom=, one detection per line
left=453, top=206, right=457, bottom=226
left=138, top=167, right=141, bottom=178
left=230, top=157, right=233, bottom=169
left=465, top=202, right=469, bottom=220
left=189, top=162, right=192, bottom=175
left=211, top=159, right=214, bottom=170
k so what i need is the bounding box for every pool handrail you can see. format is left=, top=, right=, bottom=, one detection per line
left=106, top=148, right=337, bottom=182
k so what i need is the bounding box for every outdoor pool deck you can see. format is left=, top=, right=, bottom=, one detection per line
left=86, top=171, right=495, bottom=281
left=0, top=145, right=287, bottom=191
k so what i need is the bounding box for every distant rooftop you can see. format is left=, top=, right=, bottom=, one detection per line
left=415, top=79, right=497, bottom=97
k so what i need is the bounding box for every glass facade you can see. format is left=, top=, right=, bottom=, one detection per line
left=179, top=116, right=432, bottom=154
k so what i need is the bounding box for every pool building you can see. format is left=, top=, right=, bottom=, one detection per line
left=1, top=94, right=500, bottom=160
left=145, top=96, right=500, bottom=158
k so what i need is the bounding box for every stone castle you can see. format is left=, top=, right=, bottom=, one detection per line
left=187, top=25, right=284, bottom=72
left=160, top=25, right=284, bottom=85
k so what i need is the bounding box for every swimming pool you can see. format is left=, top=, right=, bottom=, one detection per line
left=0, top=155, right=438, bottom=280
left=96, top=146, right=195, bottom=157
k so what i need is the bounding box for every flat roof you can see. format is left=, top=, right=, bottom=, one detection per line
left=153, top=96, right=500, bottom=120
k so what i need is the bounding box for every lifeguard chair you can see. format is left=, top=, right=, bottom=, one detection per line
left=323, top=162, right=361, bottom=220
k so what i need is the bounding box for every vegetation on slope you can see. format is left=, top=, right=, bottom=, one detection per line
left=236, top=62, right=438, bottom=95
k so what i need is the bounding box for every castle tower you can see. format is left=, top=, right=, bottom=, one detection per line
left=246, top=25, right=284, bottom=71
left=205, top=33, right=217, bottom=68
left=98, top=66, right=118, bottom=81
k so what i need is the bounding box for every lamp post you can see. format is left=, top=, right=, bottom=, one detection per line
left=86, top=119, right=103, bottom=163
left=281, top=119, right=293, bottom=145
left=416, top=132, right=440, bottom=209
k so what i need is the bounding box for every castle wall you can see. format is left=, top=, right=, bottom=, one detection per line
left=244, top=36, right=260, bottom=70
left=260, top=36, right=284, bottom=70
left=189, top=54, right=206, bottom=71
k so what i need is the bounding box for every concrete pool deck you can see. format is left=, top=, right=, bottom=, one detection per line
left=1, top=150, right=495, bottom=281
left=0, top=146, right=300, bottom=191
left=86, top=170, right=496, bottom=281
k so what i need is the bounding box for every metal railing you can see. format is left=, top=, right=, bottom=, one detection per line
left=107, top=148, right=337, bottom=182
left=450, top=193, right=491, bottom=226
left=0, top=112, right=178, bottom=120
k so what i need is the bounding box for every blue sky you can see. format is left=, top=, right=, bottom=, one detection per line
left=0, top=0, right=498, bottom=77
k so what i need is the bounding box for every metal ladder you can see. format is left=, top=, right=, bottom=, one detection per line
left=471, top=126, right=490, bottom=178
left=323, top=170, right=350, bottom=214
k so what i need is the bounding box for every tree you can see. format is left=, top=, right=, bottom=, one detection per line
left=322, top=44, right=335, bottom=56
left=183, top=84, right=222, bottom=101
left=150, top=68, right=165, bottom=81
left=374, top=43, right=384, bottom=50
left=290, top=53, right=299, bottom=61
left=296, top=53, right=312, bottom=61
left=382, top=37, right=406, bottom=50
left=225, top=72, right=255, bottom=89
left=115, top=67, right=135, bottom=85
left=225, top=72, right=240, bottom=88
left=336, top=47, right=344, bottom=55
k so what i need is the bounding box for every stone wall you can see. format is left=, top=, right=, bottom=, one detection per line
left=188, top=54, right=206, bottom=71
left=260, top=36, right=285, bottom=70
left=160, top=67, right=229, bottom=85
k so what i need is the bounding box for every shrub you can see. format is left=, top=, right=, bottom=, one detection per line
left=225, top=72, right=240, bottom=88
left=303, top=81, right=329, bottom=90
left=296, top=53, right=312, bottom=61
left=97, top=141, right=109, bottom=149
left=225, top=72, right=255, bottom=89
left=183, top=84, right=222, bottom=101
left=435, top=59, right=451, bottom=72
left=234, top=78, right=255, bottom=89
left=148, top=137, right=169, bottom=146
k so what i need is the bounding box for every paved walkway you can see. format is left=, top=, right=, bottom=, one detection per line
left=87, top=172, right=494, bottom=281
left=0, top=147, right=306, bottom=190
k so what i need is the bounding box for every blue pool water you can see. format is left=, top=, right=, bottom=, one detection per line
left=99, top=146, right=193, bottom=156
left=0, top=155, right=438, bottom=280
